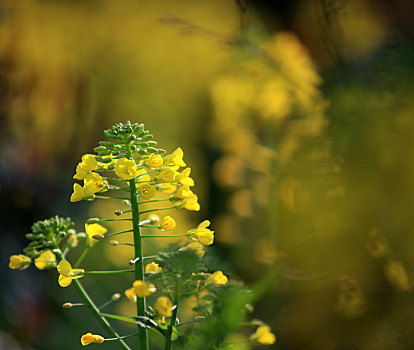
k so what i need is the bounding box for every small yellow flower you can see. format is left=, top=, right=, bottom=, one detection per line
left=70, top=183, right=90, bottom=202
left=80, top=154, right=99, bottom=172
left=157, top=169, right=176, bottom=183
left=158, top=216, right=176, bottom=231
left=209, top=270, right=228, bottom=286
left=157, top=183, right=177, bottom=193
left=9, top=254, right=31, bottom=270
left=155, top=296, right=173, bottom=316
left=183, top=195, right=200, bottom=211
left=139, top=184, right=156, bottom=200
left=85, top=223, right=107, bottom=246
left=57, top=260, right=85, bottom=287
left=164, top=147, right=186, bottom=167
left=251, top=325, right=276, bottom=345
left=187, top=220, right=214, bottom=245
left=125, top=287, right=137, bottom=304
left=34, top=250, right=56, bottom=270
left=136, top=168, right=151, bottom=182
left=180, top=242, right=205, bottom=258
left=146, top=154, right=163, bottom=168
left=73, top=163, right=89, bottom=180
left=133, top=280, right=156, bottom=297
left=145, top=262, right=162, bottom=273
left=115, top=158, right=137, bottom=180
left=176, top=185, right=194, bottom=199
left=81, top=333, right=104, bottom=346
left=83, top=173, right=106, bottom=194
left=176, top=168, right=195, bottom=186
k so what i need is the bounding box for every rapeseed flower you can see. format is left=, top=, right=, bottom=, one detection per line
left=115, top=158, right=137, bottom=180
left=85, top=223, right=107, bottom=246
left=209, top=270, right=228, bottom=286
left=157, top=169, right=176, bottom=183
left=70, top=183, right=90, bottom=202
left=164, top=147, right=186, bottom=168
left=83, top=173, right=106, bottom=194
left=251, top=325, right=276, bottom=345
left=139, top=184, right=156, bottom=200
left=146, top=154, right=163, bottom=168
left=174, top=194, right=200, bottom=211
left=34, top=250, right=56, bottom=270
left=57, top=260, right=85, bottom=287
left=145, top=262, right=162, bottom=273
left=175, top=185, right=194, bottom=199
left=179, top=242, right=205, bottom=258
left=155, top=296, right=173, bottom=317
left=9, top=254, right=31, bottom=270
left=187, top=220, right=214, bottom=245
left=133, top=280, right=156, bottom=297
left=158, top=216, right=176, bottom=231
left=81, top=333, right=104, bottom=346
left=176, top=168, right=195, bottom=186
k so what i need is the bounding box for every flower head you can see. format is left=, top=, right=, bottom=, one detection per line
left=146, top=154, right=163, bottom=168
left=81, top=333, right=104, bottom=346
left=175, top=194, right=200, bottom=211
left=57, top=260, right=85, bottom=287
left=133, top=280, right=156, bottom=297
left=115, top=158, right=137, bottom=180
left=34, top=250, right=56, bottom=270
left=139, top=184, right=156, bottom=200
left=155, top=296, right=173, bottom=317
left=145, top=262, right=162, bottom=273
left=158, top=216, right=176, bottom=231
left=85, top=223, right=107, bottom=246
left=187, top=220, right=214, bottom=245
left=176, top=168, right=195, bottom=186
left=157, top=169, right=176, bottom=183
left=175, top=185, right=194, bottom=199
left=9, top=254, right=31, bottom=270
left=209, top=270, right=228, bottom=286
left=80, top=155, right=99, bottom=172
left=83, top=173, right=106, bottom=194
left=251, top=325, right=276, bottom=345
left=125, top=287, right=137, bottom=304
left=164, top=147, right=186, bottom=168
left=70, top=183, right=90, bottom=202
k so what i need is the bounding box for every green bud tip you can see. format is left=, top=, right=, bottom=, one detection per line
left=62, top=302, right=73, bottom=309
left=111, top=293, right=121, bottom=301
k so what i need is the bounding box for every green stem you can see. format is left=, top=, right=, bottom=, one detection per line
left=141, top=234, right=187, bottom=238
left=164, top=283, right=180, bottom=350
left=138, top=198, right=170, bottom=205
left=129, top=177, right=149, bottom=350
left=140, top=206, right=176, bottom=215
left=104, top=229, right=134, bottom=238
left=95, top=195, right=130, bottom=200
left=84, top=269, right=135, bottom=275
left=73, top=246, right=90, bottom=268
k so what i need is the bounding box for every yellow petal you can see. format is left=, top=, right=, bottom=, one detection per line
left=58, top=274, right=73, bottom=287
left=57, top=260, right=72, bottom=276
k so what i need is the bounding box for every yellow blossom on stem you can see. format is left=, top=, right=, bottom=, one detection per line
left=176, top=168, right=195, bottom=186
left=175, top=194, right=200, bottom=211
left=133, top=280, right=156, bottom=297
left=187, top=220, right=214, bottom=245
left=157, top=169, right=176, bottom=183
left=9, top=254, right=31, bottom=270
left=81, top=333, right=104, bottom=346
left=175, top=185, right=194, bottom=199
left=158, top=216, right=176, bottom=231
left=34, top=250, right=56, bottom=270
left=164, top=147, right=186, bottom=168
left=80, top=154, right=99, bottom=172
left=155, top=296, right=173, bottom=317
left=146, top=154, right=163, bottom=168
left=145, top=262, right=162, bottom=273
left=70, top=183, right=91, bottom=202
left=57, top=260, right=85, bottom=287
left=139, top=184, right=156, bottom=200
left=73, top=163, right=89, bottom=180
left=209, top=270, right=228, bottom=286
left=180, top=242, right=205, bottom=258
left=115, top=158, right=137, bottom=180
left=83, top=173, right=106, bottom=194
left=251, top=325, right=276, bottom=345
left=125, top=287, right=137, bottom=304
left=157, top=183, right=177, bottom=193
left=85, top=223, right=107, bottom=246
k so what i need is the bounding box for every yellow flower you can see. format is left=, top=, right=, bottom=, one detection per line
left=251, top=325, right=276, bottom=345
left=73, top=163, right=89, bottom=180
left=164, top=147, right=186, bottom=167
left=157, top=183, right=177, bottom=194
left=136, top=168, right=151, bottom=182
left=179, top=242, right=205, bottom=258
left=187, top=220, right=214, bottom=245
left=145, top=262, right=162, bottom=273
left=158, top=216, right=176, bottom=231
left=34, top=250, right=56, bottom=270
left=155, top=296, right=173, bottom=316
left=80, top=154, right=99, bottom=172
left=70, top=183, right=90, bottom=202
left=57, top=260, right=85, bottom=287
left=157, top=169, right=176, bottom=183
left=9, top=254, right=31, bottom=270
left=81, top=333, right=104, bottom=346
left=176, top=168, right=195, bottom=186
left=85, top=223, right=107, bottom=246
left=176, top=185, right=194, bottom=199
left=139, top=184, right=156, bottom=200
left=133, top=280, right=156, bottom=297
left=175, top=194, right=200, bottom=211
left=125, top=287, right=137, bottom=304
left=209, top=270, right=228, bottom=286
left=146, top=155, right=163, bottom=168
left=83, top=173, right=106, bottom=194
left=115, top=158, right=137, bottom=180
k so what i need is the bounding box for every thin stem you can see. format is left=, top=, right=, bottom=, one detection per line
left=138, top=198, right=170, bottom=205
left=90, top=218, right=132, bottom=223
left=140, top=206, right=176, bottom=215
left=73, top=246, right=90, bottom=269
left=104, top=229, right=134, bottom=238
left=129, top=177, right=149, bottom=350
left=105, top=332, right=140, bottom=342
left=95, top=195, right=130, bottom=200
left=164, top=283, right=180, bottom=350
left=84, top=269, right=135, bottom=275
left=141, top=234, right=187, bottom=238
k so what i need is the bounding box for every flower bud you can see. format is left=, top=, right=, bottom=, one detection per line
left=62, top=302, right=73, bottom=309
left=111, top=293, right=121, bottom=301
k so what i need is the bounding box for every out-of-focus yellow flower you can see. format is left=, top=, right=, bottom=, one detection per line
left=176, top=168, right=195, bottom=186
left=124, top=287, right=137, bottom=304
left=164, top=147, right=186, bottom=168
left=9, top=254, right=31, bottom=270
left=158, top=216, right=176, bottom=231
left=157, top=183, right=177, bottom=193
left=83, top=173, right=106, bottom=194
left=145, top=262, right=162, bottom=273
left=146, top=154, right=163, bottom=168
left=57, top=260, right=85, bottom=287
left=34, top=250, right=56, bottom=270
left=115, top=158, right=137, bottom=180
left=136, top=168, right=151, bottom=182
left=187, top=220, right=214, bottom=245
left=138, top=184, right=156, bottom=200
left=133, top=280, right=156, bottom=297
left=176, top=185, right=194, bottom=199
left=81, top=333, right=104, bottom=346
left=251, top=325, right=276, bottom=345
left=155, top=296, right=173, bottom=317
left=70, top=183, right=90, bottom=202
left=85, top=223, right=107, bottom=246
left=157, top=169, right=176, bottom=183
left=208, top=270, right=228, bottom=286
left=385, top=260, right=411, bottom=291
left=179, top=242, right=205, bottom=258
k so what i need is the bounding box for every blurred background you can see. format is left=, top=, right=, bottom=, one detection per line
left=2, top=0, right=414, bottom=349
